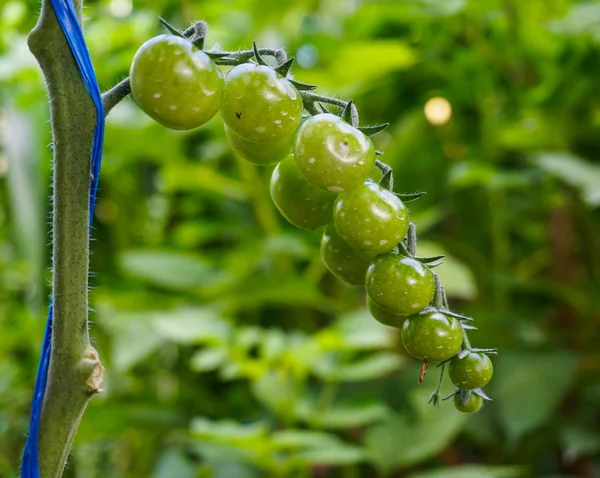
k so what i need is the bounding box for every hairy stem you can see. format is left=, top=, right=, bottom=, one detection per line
left=28, top=1, right=104, bottom=476
left=102, top=77, right=131, bottom=116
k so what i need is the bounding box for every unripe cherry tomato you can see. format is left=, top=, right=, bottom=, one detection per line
left=334, top=182, right=409, bottom=255
left=295, top=114, right=375, bottom=193
left=225, top=126, right=293, bottom=166
left=320, top=225, right=375, bottom=285
left=453, top=392, right=483, bottom=413
left=220, top=64, right=303, bottom=143
left=366, top=253, right=435, bottom=316
left=130, top=35, right=223, bottom=130
left=270, top=155, right=336, bottom=229
left=449, top=352, right=493, bottom=390
left=367, top=297, right=406, bottom=328
left=401, top=310, right=463, bottom=362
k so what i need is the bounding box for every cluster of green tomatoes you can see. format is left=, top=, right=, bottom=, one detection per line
left=128, top=20, right=496, bottom=413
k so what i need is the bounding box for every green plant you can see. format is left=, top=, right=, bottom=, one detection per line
left=366, top=253, right=435, bottom=315
left=448, top=352, right=494, bottom=390
left=453, top=391, right=483, bottom=414
left=119, top=19, right=499, bottom=417
left=294, top=113, right=376, bottom=192
left=270, top=155, right=336, bottom=229
left=333, top=182, right=410, bottom=255
left=401, top=310, right=463, bottom=363
left=129, top=34, right=223, bottom=130
left=21, top=6, right=506, bottom=476
left=220, top=62, right=303, bottom=143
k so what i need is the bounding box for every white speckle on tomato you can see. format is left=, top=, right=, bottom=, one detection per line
left=328, top=186, right=344, bottom=193
left=308, top=157, right=316, bottom=164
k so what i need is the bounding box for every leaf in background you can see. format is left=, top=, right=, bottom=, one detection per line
left=251, top=371, right=297, bottom=418
left=162, top=163, right=249, bottom=200
left=152, top=307, right=230, bottom=344
left=417, top=241, right=476, bottom=300
left=560, top=425, right=600, bottom=463
left=493, top=351, right=577, bottom=441
left=191, top=418, right=269, bottom=443
left=109, top=313, right=163, bottom=372
left=313, top=353, right=404, bottom=382
left=319, top=309, right=397, bottom=351
left=118, top=250, right=219, bottom=291
left=407, top=465, right=527, bottom=478
left=224, top=276, right=338, bottom=313
left=302, top=40, right=417, bottom=91
left=153, top=449, right=196, bottom=478
left=547, top=2, right=600, bottom=42
left=534, top=152, right=600, bottom=207
left=292, top=444, right=366, bottom=466
left=2, top=107, right=45, bottom=305
left=190, top=347, right=228, bottom=372
left=271, top=430, right=343, bottom=450
left=300, top=399, right=390, bottom=429
left=366, top=387, right=467, bottom=471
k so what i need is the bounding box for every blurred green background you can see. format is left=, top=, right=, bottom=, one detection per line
left=1, top=0, right=600, bottom=477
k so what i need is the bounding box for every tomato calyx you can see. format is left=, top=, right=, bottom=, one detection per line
left=443, top=387, right=493, bottom=403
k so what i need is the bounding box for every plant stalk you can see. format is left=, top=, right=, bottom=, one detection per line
left=28, top=1, right=104, bottom=476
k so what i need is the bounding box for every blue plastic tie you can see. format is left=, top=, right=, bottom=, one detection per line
left=21, top=0, right=105, bottom=476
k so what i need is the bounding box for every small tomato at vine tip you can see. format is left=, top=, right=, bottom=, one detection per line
left=401, top=310, right=463, bottom=362
left=220, top=63, right=303, bottom=143
left=130, top=35, right=223, bottom=130
left=449, top=352, right=493, bottom=390
left=320, top=225, right=375, bottom=285
left=367, top=296, right=406, bottom=328
left=366, top=253, right=435, bottom=316
left=294, top=113, right=376, bottom=193
left=225, top=126, right=293, bottom=165
left=333, top=182, right=409, bottom=255
left=270, top=155, right=336, bottom=229
left=454, top=392, right=483, bottom=413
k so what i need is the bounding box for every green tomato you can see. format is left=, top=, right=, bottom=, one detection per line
left=449, top=352, right=493, bottom=390
left=220, top=63, right=303, bottom=143
left=130, top=35, right=223, bottom=130
left=334, top=182, right=409, bottom=255
left=225, top=126, right=293, bottom=165
left=367, top=297, right=406, bottom=328
left=366, top=253, right=435, bottom=316
left=321, top=225, right=375, bottom=285
left=453, top=392, right=483, bottom=413
left=270, top=155, right=336, bottom=229
left=294, top=114, right=376, bottom=193
left=401, top=310, right=463, bottom=362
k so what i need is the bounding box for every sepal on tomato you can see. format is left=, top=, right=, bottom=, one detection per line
left=252, top=41, right=269, bottom=66
left=358, top=123, right=389, bottom=137
left=275, top=57, right=295, bottom=77
left=158, top=17, right=185, bottom=38
left=396, top=191, right=427, bottom=203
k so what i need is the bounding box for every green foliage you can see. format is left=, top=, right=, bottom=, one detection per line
left=1, top=0, right=600, bottom=476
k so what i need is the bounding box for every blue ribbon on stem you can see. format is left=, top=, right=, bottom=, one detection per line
left=21, top=0, right=105, bottom=476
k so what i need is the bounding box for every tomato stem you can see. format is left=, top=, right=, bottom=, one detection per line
left=407, top=222, right=417, bottom=256
left=102, top=77, right=131, bottom=117
left=460, top=325, right=472, bottom=350
left=432, top=272, right=443, bottom=309
left=418, top=359, right=429, bottom=384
